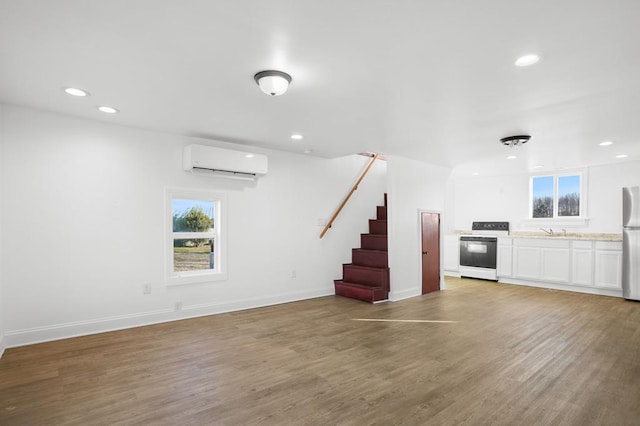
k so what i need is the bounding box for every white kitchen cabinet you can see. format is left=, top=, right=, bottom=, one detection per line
left=500, top=237, right=622, bottom=297
left=594, top=241, right=622, bottom=289
left=512, top=239, right=573, bottom=284
left=514, top=246, right=541, bottom=280
left=541, top=246, right=571, bottom=283
left=497, top=237, right=513, bottom=278
left=443, top=235, right=459, bottom=273
left=571, top=240, right=593, bottom=286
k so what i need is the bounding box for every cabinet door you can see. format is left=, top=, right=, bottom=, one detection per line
left=497, top=245, right=513, bottom=278
left=572, top=249, right=593, bottom=286
left=540, top=248, right=571, bottom=283
left=594, top=250, right=622, bottom=289
left=443, top=235, right=459, bottom=271
left=513, top=246, right=541, bottom=280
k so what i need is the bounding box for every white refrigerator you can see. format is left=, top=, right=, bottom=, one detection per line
left=622, top=186, right=640, bottom=300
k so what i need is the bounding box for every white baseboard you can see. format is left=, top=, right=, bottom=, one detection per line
left=389, top=287, right=420, bottom=302
left=498, top=278, right=623, bottom=298
left=4, top=287, right=334, bottom=348
left=0, top=335, right=5, bottom=359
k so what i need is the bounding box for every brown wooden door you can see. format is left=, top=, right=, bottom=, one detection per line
left=421, top=212, right=441, bottom=294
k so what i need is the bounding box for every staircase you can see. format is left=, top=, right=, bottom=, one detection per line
left=334, top=194, right=389, bottom=303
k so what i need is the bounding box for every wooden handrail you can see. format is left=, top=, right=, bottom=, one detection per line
left=320, top=153, right=380, bottom=239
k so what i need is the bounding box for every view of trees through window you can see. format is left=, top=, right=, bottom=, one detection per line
left=172, top=199, right=215, bottom=272
left=532, top=175, right=580, bottom=218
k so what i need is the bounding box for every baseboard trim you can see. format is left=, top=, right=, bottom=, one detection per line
left=0, top=335, right=5, bottom=359
left=389, top=287, right=420, bottom=302
left=498, top=278, right=623, bottom=298
left=4, top=287, right=334, bottom=348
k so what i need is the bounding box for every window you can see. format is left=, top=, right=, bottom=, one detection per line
left=531, top=174, right=582, bottom=219
left=166, top=189, right=227, bottom=285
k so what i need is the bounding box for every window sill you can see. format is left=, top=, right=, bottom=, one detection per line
left=520, top=217, right=590, bottom=228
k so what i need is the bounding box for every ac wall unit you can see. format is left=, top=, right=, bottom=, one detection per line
left=183, top=144, right=268, bottom=180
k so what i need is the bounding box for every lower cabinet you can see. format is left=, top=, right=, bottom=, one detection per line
left=513, top=239, right=570, bottom=283
left=572, top=240, right=593, bottom=286
left=501, top=238, right=622, bottom=296
left=497, top=237, right=513, bottom=278
left=443, top=235, right=459, bottom=273
left=594, top=242, right=622, bottom=289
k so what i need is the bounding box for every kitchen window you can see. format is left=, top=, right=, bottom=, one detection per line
left=166, top=188, right=227, bottom=285
left=530, top=174, right=582, bottom=219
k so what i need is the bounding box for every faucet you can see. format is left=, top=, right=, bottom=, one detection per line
left=540, top=228, right=554, bottom=236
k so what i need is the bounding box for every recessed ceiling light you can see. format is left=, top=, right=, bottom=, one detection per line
left=472, top=172, right=480, bottom=176
left=533, top=165, right=544, bottom=169
left=515, top=54, right=540, bottom=67
left=63, top=87, right=89, bottom=97
left=616, top=154, right=628, bottom=158
left=291, top=134, right=303, bottom=140
left=599, top=141, right=614, bottom=146
left=507, top=155, right=517, bottom=160
left=245, top=153, right=255, bottom=158
left=97, top=106, right=119, bottom=114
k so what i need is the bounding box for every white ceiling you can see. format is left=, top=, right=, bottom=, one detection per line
left=1, top=0, right=639, bottom=176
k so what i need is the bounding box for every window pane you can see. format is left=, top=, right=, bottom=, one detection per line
left=558, top=175, right=580, bottom=217
left=173, top=238, right=214, bottom=272
left=172, top=199, right=215, bottom=232
left=532, top=176, right=554, bottom=218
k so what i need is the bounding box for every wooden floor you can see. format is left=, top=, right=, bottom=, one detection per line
left=2, top=278, right=640, bottom=425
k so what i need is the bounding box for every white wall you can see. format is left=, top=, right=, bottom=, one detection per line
left=0, top=105, right=387, bottom=347
left=387, top=156, right=451, bottom=301
left=452, top=163, right=640, bottom=233
left=0, top=104, right=4, bottom=358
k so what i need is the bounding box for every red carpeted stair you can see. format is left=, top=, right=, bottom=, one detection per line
left=334, top=194, right=389, bottom=303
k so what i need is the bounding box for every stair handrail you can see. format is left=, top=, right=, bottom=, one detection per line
left=320, top=153, right=380, bottom=239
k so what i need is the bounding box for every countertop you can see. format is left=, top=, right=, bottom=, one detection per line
left=450, top=230, right=622, bottom=242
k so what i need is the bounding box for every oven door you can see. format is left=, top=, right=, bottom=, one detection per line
left=459, top=236, right=497, bottom=269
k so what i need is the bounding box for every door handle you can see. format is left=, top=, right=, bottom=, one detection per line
left=422, top=251, right=428, bottom=255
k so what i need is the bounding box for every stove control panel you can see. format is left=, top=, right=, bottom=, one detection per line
left=471, top=221, right=509, bottom=232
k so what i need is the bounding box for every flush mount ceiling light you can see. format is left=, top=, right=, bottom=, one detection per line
left=500, top=135, right=531, bottom=147
left=599, top=141, right=614, bottom=146
left=515, top=54, right=540, bottom=67
left=254, top=70, right=292, bottom=96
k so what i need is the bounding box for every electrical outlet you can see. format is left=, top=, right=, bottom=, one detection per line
left=175, top=301, right=182, bottom=311
left=142, top=283, right=151, bottom=295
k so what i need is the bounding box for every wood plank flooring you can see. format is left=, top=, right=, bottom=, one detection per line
left=2, top=277, right=640, bottom=425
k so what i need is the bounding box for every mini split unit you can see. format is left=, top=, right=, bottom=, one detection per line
left=183, top=144, right=268, bottom=181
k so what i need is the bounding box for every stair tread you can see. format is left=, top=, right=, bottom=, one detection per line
left=344, top=263, right=388, bottom=270
left=334, top=280, right=384, bottom=290
left=352, top=248, right=387, bottom=253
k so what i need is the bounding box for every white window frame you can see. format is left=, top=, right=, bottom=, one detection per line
left=165, top=188, right=227, bottom=285
left=526, top=170, right=589, bottom=227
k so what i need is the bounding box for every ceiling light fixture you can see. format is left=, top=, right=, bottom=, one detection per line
left=291, top=134, right=303, bottom=140
left=515, top=54, right=540, bottom=67
left=599, top=141, right=614, bottom=146
left=64, top=87, right=89, bottom=97
left=507, top=155, right=517, bottom=160
left=303, top=149, right=313, bottom=154
left=97, top=106, right=119, bottom=114
left=500, top=135, right=531, bottom=147
left=616, top=154, right=628, bottom=159
left=254, top=70, right=292, bottom=96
